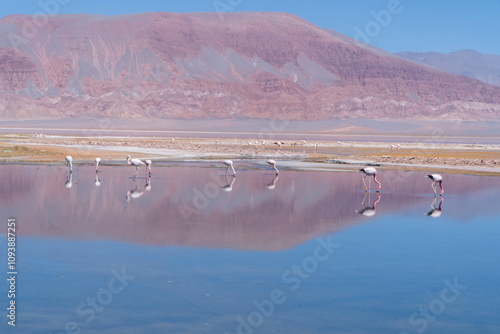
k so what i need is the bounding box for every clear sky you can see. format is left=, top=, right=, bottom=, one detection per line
left=1, top=0, right=499, bottom=55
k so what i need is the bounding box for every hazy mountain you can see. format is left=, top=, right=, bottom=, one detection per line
left=397, top=49, right=500, bottom=86
left=0, top=12, right=499, bottom=121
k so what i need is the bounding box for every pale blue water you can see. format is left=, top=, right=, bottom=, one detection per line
left=0, top=163, right=499, bottom=333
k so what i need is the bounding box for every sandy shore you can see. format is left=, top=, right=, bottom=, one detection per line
left=1, top=133, right=500, bottom=175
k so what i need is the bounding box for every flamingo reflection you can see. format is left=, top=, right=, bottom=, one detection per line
left=426, top=196, right=443, bottom=218
left=64, top=171, right=73, bottom=188
left=94, top=172, right=101, bottom=187
left=266, top=174, right=279, bottom=190
left=126, top=179, right=147, bottom=201
left=222, top=175, right=236, bottom=192
left=356, top=193, right=381, bottom=217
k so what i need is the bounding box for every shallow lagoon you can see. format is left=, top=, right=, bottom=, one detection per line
left=0, top=163, right=499, bottom=333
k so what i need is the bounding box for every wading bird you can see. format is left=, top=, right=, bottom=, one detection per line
left=95, top=158, right=101, bottom=171
left=126, top=155, right=145, bottom=178
left=145, top=159, right=152, bottom=176
left=65, top=156, right=73, bottom=173
left=266, top=160, right=279, bottom=175
left=426, top=174, right=444, bottom=196
left=359, top=167, right=381, bottom=192
left=274, top=142, right=282, bottom=150
left=222, top=160, right=236, bottom=176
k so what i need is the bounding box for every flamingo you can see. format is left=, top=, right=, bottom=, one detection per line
left=337, top=141, right=341, bottom=146
left=262, top=140, right=267, bottom=148
left=126, top=155, right=145, bottom=178
left=390, top=144, right=394, bottom=151
left=359, top=167, right=381, bottom=192
left=171, top=138, right=175, bottom=143
left=274, top=142, right=282, bottom=151
left=65, top=156, right=73, bottom=173
left=222, top=160, right=236, bottom=176
left=427, top=174, right=444, bottom=196
left=397, top=144, right=400, bottom=151
left=266, top=160, right=279, bottom=175
left=314, top=143, right=318, bottom=152
left=95, top=157, right=101, bottom=171
left=145, top=159, right=152, bottom=176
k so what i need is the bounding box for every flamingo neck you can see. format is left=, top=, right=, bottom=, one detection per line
left=373, top=174, right=381, bottom=189
left=439, top=181, right=444, bottom=194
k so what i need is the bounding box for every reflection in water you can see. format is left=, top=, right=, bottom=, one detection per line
left=126, top=178, right=148, bottom=201
left=266, top=174, right=279, bottom=190
left=426, top=196, right=444, bottom=218
left=64, top=171, right=73, bottom=188
left=94, top=172, right=101, bottom=187
left=2, top=164, right=499, bottom=251
left=1, top=164, right=499, bottom=334
left=222, top=175, right=236, bottom=192
left=356, top=192, right=381, bottom=217
left=144, top=176, right=152, bottom=192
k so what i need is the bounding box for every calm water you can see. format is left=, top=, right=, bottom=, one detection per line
left=1, top=163, right=499, bottom=334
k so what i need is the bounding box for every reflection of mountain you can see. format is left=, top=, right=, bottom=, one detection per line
left=0, top=165, right=498, bottom=250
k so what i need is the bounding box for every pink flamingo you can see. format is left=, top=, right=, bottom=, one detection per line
left=126, top=155, right=145, bottom=178
left=390, top=144, right=394, bottom=151
left=65, top=156, right=73, bottom=173
left=426, top=174, right=444, bottom=196
left=266, top=160, right=279, bottom=175
left=222, top=160, right=236, bottom=176
left=359, top=167, right=381, bottom=192
left=274, top=142, right=282, bottom=151
left=95, top=157, right=101, bottom=171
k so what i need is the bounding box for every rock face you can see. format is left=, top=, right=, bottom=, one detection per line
left=0, top=12, right=499, bottom=121
left=397, top=49, right=500, bottom=86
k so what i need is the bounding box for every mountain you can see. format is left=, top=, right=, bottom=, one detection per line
left=397, top=49, right=500, bottom=86
left=0, top=12, right=499, bottom=121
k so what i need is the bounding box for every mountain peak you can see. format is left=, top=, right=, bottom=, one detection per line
left=1, top=12, right=499, bottom=120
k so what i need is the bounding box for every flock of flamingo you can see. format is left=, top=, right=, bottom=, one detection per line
left=64, top=154, right=444, bottom=196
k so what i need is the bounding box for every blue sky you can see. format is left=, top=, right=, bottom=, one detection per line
left=1, top=0, right=499, bottom=55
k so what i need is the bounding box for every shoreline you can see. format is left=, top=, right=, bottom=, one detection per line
left=1, top=133, right=500, bottom=175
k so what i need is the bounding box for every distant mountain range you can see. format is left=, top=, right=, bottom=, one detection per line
left=397, top=49, right=500, bottom=86
left=0, top=12, right=499, bottom=121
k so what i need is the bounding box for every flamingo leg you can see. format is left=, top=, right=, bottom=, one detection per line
left=368, top=177, right=371, bottom=191
left=361, top=192, right=367, bottom=206
left=431, top=181, right=436, bottom=195
left=362, top=175, right=368, bottom=191
left=231, top=166, right=236, bottom=176
left=225, top=166, right=229, bottom=175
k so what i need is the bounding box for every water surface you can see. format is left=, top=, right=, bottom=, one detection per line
left=0, top=163, right=499, bottom=333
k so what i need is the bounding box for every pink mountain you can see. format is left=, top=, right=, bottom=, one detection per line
left=0, top=12, right=499, bottom=120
